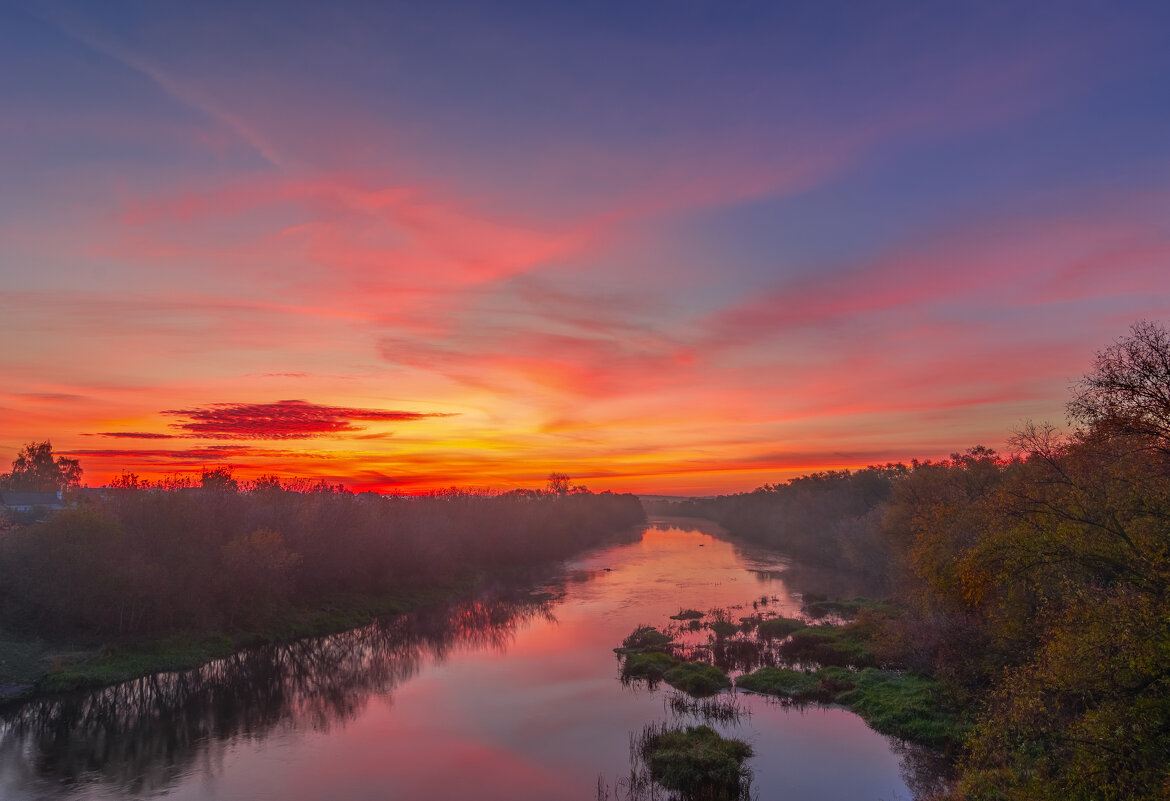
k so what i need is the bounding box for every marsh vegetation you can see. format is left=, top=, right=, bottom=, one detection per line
left=596, top=722, right=753, bottom=801
left=616, top=594, right=966, bottom=756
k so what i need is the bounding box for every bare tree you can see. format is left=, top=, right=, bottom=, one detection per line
left=1068, top=320, right=1170, bottom=449
left=546, top=472, right=572, bottom=495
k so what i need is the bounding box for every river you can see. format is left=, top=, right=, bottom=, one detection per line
left=0, top=518, right=936, bottom=800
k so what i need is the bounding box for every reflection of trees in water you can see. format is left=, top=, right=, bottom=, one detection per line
left=891, top=739, right=955, bottom=800
left=0, top=587, right=556, bottom=796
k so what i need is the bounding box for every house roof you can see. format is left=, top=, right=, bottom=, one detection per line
left=0, top=491, right=64, bottom=507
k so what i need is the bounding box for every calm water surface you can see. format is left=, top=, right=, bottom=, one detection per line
left=0, top=519, right=928, bottom=800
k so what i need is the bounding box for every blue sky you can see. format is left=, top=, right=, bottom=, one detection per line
left=2, top=0, right=1169, bottom=492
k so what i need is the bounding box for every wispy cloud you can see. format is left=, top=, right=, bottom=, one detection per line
left=43, top=7, right=286, bottom=169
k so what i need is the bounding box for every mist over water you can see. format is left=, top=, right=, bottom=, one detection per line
left=1, top=519, right=929, bottom=800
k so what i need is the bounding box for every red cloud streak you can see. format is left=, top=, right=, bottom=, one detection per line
left=90, top=431, right=178, bottom=439
left=162, top=399, right=450, bottom=439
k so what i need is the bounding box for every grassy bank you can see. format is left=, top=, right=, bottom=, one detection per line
left=1, top=576, right=486, bottom=702
left=737, top=663, right=966, bottom=749
left=0, top=486, right=647, bottom=703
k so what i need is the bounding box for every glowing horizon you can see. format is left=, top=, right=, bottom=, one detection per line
left=3, top=2, right=1170, bottom=495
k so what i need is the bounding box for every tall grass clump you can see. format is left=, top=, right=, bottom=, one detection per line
left=637, top=722, right=753, bottom=801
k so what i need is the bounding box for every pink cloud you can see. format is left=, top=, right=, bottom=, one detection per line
left=110, top=174, right=592, bottom=305
left=702, top=214, right=1170, bottom=349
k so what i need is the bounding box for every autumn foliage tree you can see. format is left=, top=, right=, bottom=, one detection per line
left=687, top=321, right=1170, bottom=799
left=871, top=322, right=1170, bottom=800
left=943, top=325, right=1170, bottom=801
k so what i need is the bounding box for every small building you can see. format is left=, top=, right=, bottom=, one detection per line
left=0, top=491, right=65, bottom=522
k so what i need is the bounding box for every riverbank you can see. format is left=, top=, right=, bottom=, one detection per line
left=0, top=487, right=646, bottom=703
left=0, top=581, right=484, bottom=703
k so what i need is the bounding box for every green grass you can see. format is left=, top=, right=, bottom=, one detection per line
left=736, top=667, right=822, bottom=700
left=836, top=668, right=967, bottom=748
left=617, top=625, right=675, bottom=653
left=639, top=724, right=752, bottom=799
left=734, top=664, right=964, bottom=749
left=2, top=580, right=482, bottom=698
left=802, top=597, right=889, bottom=620
left=623, top=651, right=680, bottom=681
left=756, top=616, right=806, bottom=640
left=778, top=623, right=878, bottom=668
left=37, top=635, right=237, bottom=693
left=608, top=597, right=965, bottom=755
left=0, top=636, right=74, bottom=700
left=663, top=661, right=732, bottom=697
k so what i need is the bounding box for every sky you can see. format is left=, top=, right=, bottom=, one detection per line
left=2, top=0, right=1170, bottom=495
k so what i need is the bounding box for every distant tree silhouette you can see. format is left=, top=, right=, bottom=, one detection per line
left=199, top=466, right=239, bottom=493
left=546, top=472, right=572, bottom=495
left=0, top=441, right=82, bottom=492
left=108, top=471, right=144, bottom=490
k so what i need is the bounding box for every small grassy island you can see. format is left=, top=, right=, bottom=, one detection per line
left=638, top=723, right=752, bottom=801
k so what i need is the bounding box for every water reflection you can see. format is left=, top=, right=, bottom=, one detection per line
left=0, top=523, right=943, bottom=801
left=0, top=584, right=557, bottom=797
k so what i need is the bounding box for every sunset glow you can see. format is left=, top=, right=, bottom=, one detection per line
left=3, top=1, right=1170, bottom=493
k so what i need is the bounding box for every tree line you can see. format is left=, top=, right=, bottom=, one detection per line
left=0, top=470, right=644, bottom=639
left=655, top=321, right=1170, bottom=801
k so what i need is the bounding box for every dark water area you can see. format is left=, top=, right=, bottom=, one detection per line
left=0, top=519, right=937, bottom=800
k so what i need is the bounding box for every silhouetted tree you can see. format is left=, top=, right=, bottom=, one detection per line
left=1068, top=319, right=1170, bottom=449
left=108, top=471, right=144, bottom=489
left=546, top=472, right=573, bottom=495
left=199, top=466, right=239, bottom=493
left=0, top=441, right=82, bottom=492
